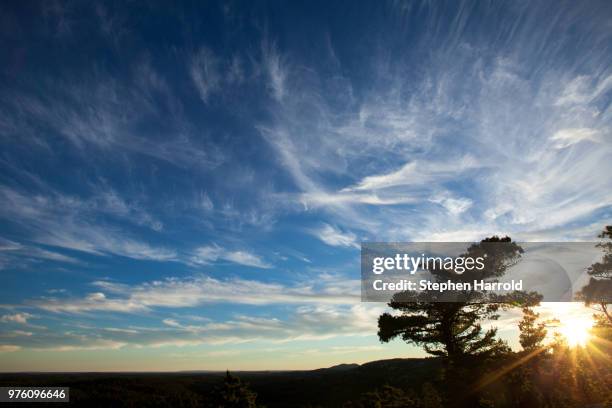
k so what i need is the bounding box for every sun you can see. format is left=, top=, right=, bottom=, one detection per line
left=558, top=318, right=592, bottom=347
left=539, top=303, right=595, bottom=348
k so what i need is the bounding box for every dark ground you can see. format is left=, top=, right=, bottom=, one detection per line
left=0, top=358, right=441, bottom=407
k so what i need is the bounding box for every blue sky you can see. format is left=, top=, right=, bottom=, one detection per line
left=0, top=1, right=611, bottom=371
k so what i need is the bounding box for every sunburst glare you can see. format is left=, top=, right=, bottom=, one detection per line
left=537, top=303, right=595, bottom=348
left=558, top=318, right=593, bottom=347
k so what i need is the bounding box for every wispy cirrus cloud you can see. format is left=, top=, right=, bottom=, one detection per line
left=550, top=128, right=603, bottom=149
left=190, top=47, right=222, bottom=103
left=190, top=245, right=271, bottom=269
left=257, top=24, right=612, bottom=242
left=311, top=224, right=359, bottom=249
left=0, top=303, right=384, bottom=353
left=0, top=237, right=79, bottom=269
left=0, top=185, right=175, bottom=262
left=344, top=156, right=479, bottom=192
left=1, top=60, right=223, bottom=169
left=261, top=39, right=288, bottom=102
left=189, top=46, right=247, bottom=104
left=32, top=273, right=359, bottom=314
left=156, top=304, right=382, bottom=343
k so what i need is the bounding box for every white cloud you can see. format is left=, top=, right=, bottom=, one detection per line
left=299, top=191, right=419, bottom=208
left=39, top=339, right=127, bottom=352
left=429, top=194, right=473, bottom=216
left=33, top=291, right=145, bottom=314
left=347, top=157, right=477, bottom=192
left=312, top=224, right=359, bottom=248
left=554, top=74, right=612, bottom=107
left=191, top=245, right=271, bottom=268
left=2, top=330, right=34, bottom=337
left=1, top=313, right=33, bottom=324
left=349, top=162, right=419, bottom=191
left=550, top=128, right=602, bottom=149
left=224, top=251, right=270, bottom=269
left=162, top=318, right=181, bottom=327
left=191, top=245, right=223, bottom=263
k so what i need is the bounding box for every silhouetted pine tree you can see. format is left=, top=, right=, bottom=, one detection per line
left=378, top=237, right=539, bottom=362
left=377, top=237, right=544, bottom=408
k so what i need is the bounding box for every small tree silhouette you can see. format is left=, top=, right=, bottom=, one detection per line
left=206, top=371, right=260, bottom=408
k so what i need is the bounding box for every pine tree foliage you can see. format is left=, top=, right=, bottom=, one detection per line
left=378, top=237, right=540, bottom=361
left=518, top=307, right=547, bottom=351
left=578, top=226, right=612, bottom=324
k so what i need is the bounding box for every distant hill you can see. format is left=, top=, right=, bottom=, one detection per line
left=317, top=363, right=360, bottom=371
